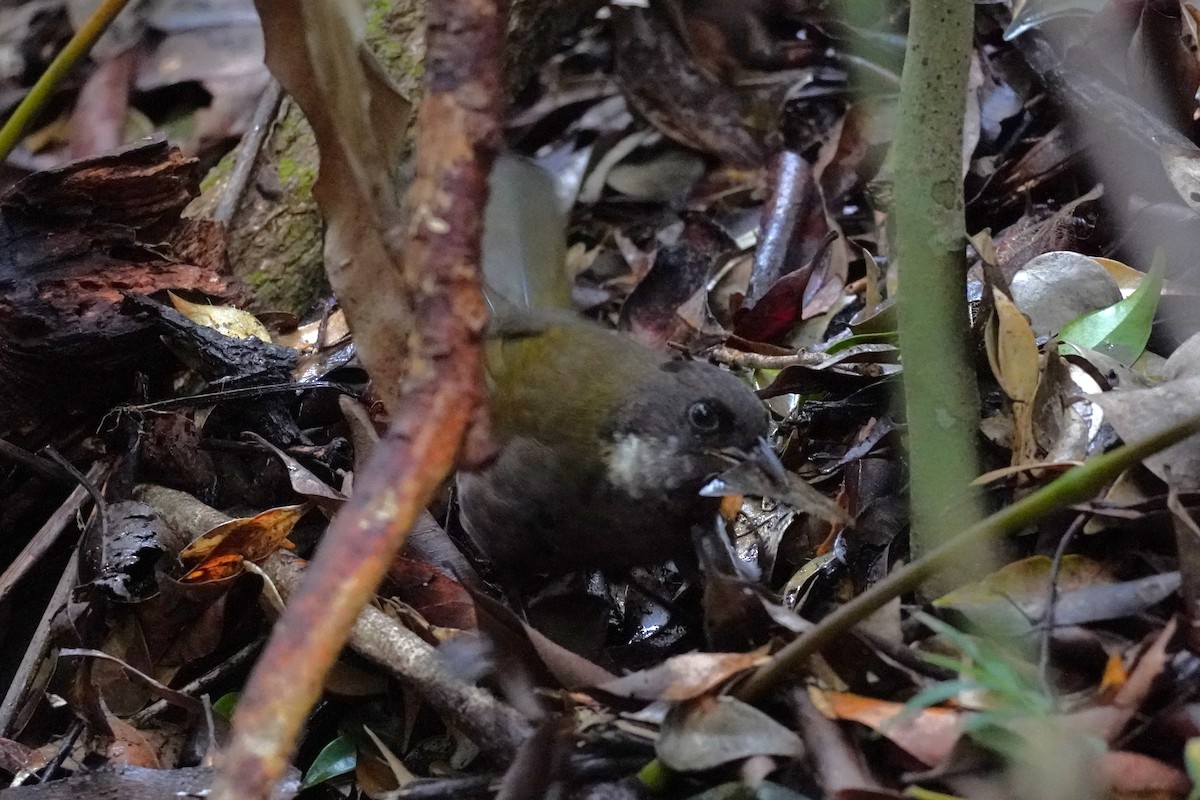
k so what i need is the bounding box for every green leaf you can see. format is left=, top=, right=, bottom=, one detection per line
left=901, top=679, right=980, bottom=716
left=823, top=331, right=898, bottom=355
left=905, top=787, right=967, bottom=800
left=302, top=734, right=357, bottom=789
left=638, top=759, right=672, bottom=793
left=915, top=612, right=985, bottom=662
left=1185, top=738, right=1200, bottom=800
left=211, top=693, right=239, bottom=720
left=1058, top=249, right=1165, bottom=366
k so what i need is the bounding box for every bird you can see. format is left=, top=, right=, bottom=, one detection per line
left=456, top=154, right=768, bottom=576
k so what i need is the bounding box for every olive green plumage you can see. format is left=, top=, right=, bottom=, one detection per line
left=457, top=156, right=767, bottom=575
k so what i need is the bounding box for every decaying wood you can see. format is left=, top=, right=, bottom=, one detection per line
left=0, top=137, right=240, bottom=435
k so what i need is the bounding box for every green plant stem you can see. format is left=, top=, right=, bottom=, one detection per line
left=734, top=412, right=1200, bottom=703
left=0, top=0, right=134, bottom=162
left=891, top=0, right=983, bottom=554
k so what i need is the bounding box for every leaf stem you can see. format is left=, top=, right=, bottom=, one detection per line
left=0, top=0, right=134, bottom=162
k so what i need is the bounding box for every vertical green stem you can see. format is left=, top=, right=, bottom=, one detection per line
left=891, top=0, right=983, bottom=555
left=0, top=0, right=135, bottom=163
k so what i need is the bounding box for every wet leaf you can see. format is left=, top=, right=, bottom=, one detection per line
left=1004, top=0, right=1108, bottom=41
left=245, top=432, right=346, bottom=512
left=168, top=291, right=272, bottom=342
left=1059, top=250, right=1165, bottom=366
left=302, top=734, right=356, bottom=789
left=657, top=696, right=805, bottom=771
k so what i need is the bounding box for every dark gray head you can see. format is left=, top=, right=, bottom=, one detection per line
left=601, top=358, right=768, bottom=499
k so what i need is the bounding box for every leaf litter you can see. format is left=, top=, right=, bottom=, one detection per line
left=5, top=1, right=1200, bottom=799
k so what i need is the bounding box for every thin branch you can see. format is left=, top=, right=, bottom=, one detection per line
left=0, top=0, right=135, bottom=162
left=208, top=0, right=511, bottom=796
left=734, top=412, right=1200, bottom=703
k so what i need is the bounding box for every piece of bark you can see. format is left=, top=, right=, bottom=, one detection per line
left=0, top=137, right=241, bottom=435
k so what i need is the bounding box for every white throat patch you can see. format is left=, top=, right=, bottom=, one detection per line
left=604, top=434, right=686, bottom=498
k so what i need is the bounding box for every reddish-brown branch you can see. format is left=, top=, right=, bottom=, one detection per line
left=209, top=0, right=511, bottom=797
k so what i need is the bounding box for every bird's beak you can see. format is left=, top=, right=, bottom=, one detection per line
left=700, top=438, right=786, bottom=499
left=701, top=438, right=852, bottom=526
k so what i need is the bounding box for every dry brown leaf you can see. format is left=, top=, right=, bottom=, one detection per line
left=254, top=0, right=413, bottom=411
left=657, top=695, right=804, bottom=771
left=808, top=686, right=964, bottom=767
left=179, top=504, right=308, bottom=581
left=598, top=650, right=769, bottom=701
left=1097, top=750, right=1190, bottom=799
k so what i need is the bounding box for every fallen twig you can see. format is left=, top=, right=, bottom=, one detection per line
left=134, top=485, right=531, bottom=761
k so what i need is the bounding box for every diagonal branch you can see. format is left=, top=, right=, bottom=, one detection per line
left=209, top=0, right=511, bottom=797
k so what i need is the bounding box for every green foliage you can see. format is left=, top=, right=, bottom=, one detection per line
left=1185, top=737, right=1200, bottom=800
left=905, top=613, right=1052, bottom=756
left=211, top=692, right=239, bottom=720
left=301, top=734, right=357, bottom=789
left=1059, top=249, right=1165, bottom=366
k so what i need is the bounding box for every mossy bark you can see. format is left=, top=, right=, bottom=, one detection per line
left=193, top=0, right=594, bottom=315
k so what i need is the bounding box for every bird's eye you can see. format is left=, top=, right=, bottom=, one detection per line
left=687, top=400, right=723, bottom=433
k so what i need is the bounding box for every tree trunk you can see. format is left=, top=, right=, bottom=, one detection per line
left=191, top=0, right=595, bottom=315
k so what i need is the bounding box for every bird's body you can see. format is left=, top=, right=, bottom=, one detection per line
left=456, top=156, right=768, bottom=576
